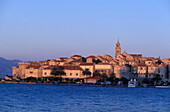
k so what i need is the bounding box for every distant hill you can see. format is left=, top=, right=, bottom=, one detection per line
left=0, top=57, right=21, bottom=78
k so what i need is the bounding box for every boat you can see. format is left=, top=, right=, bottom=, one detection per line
left=128, top=79, right=138, bottom=87
left=155, top=86, right=170, bottom=88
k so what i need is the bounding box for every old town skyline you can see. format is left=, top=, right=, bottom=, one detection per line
left=10, top=40, right=170, bottom=84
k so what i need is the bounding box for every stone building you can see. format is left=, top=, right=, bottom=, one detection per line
left=11, top=40, right=170, bottom=82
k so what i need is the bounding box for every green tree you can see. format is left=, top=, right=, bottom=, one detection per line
left=155, top=59, right=163, bottom=65
left=81, top=57, right=86, bottom=62
left=107, top=73, right=115, bottom=84
left=92, top=59, right=102, bottom=64
left=119, top=77, right=128, bottom=85
left=142, top=78, right=150, bottom=84
left=51, top=66, right=66, bottom=78
left=152, top=74, right=162, bottom=85
left=93, top=70, right=101, bottom=77
left=83, top=68, right=91, bottom=76
left=101, top=73, right=108, bottom=80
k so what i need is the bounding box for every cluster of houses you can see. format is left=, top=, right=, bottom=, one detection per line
left=10, top=40, right=170, bottom=83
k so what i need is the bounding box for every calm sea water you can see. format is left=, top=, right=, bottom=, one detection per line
left=0, top=83, right=169, bottom=112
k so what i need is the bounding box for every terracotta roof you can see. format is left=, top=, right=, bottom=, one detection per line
left=54, top=60, right=65, bottom=62
left=87, top=55, right=96, bottom=59
left=130, top=54, right=142, bottom=57
left=71, top=55, right=82, bottom=58
left=44, top=65, right=58, bottom=70
left=96, top=63, right=111, bottom=65
left=97, top=56, right=104, bottom=59
left=80, top=63, right=94, bottom=66
left=39, top=61, right=46, bottom=63
left=137, top=64, right=146, bottom=67
left=85, top=76, right=101, bottom=79
left=70, top=60, right=81, bottom=63
left=122, top=54, right=126, bottom=57
left=26, top=65, right=41, bottom=69
left=59, top=57, right=68, bottom=60
left=146, top=59, right=153, bottom=61
left=103, top=54, right=113, bottom=58
left=64, top=66, right=83, bottom=71
left=120, top=54, right=126, bottom=57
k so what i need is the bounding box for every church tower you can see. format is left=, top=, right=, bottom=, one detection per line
left=115, top=40, right=121, bottom=58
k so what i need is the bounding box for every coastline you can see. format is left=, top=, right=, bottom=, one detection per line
left=0, top=81, right=155, bottom=88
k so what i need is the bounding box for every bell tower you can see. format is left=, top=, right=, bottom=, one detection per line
left=115, top=40, right=121, bottom=58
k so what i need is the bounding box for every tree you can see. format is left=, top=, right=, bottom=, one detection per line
left=101, top=73, right=108, bottom=82
left=152, top=74, right=162, bottom=85
left=142, top=78, right=150, bottom=84
left=107, top=73, right=115, bottom=84
left=92, top=59, right=102, bottom=64
left=24, top=77, right=36, bottom=82
left=81, top=57, right=86, bottom=62
left=83, top=68, right=91, bottom=76
left=109, top=73, right=115, bottom=78
left=93, top=70, right=101, bottom=77
left=166, top=65, right=169, bottom=79
left=51, top=66, right=66, bottom=78
left=119, top=77, right=128, bottom=85
left=155, top=59, right=163, bottom=65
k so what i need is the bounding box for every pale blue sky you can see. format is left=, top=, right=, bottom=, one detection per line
left=0, top=0, right=170, bottom=61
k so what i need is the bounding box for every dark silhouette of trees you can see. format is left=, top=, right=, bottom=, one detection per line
left=51, top=66, right=66, bottom=78
left=93, top=70, right=101, bottom=77
left=92, top=59, right=102, bottom=64
left=119, top=77, right=128, bottom=85
left=166, top=65, right=169, bottom=79
left=81, top=57, right=86, bottom=62
left=155, top=59, right=163, bottom=65
left=107, top=73, right=115, bottom=84
left=82, top=68, right=91, bottom=76
left=142, top=78, right=150, bottom=84
left=152, top=74, right=162, bottom=85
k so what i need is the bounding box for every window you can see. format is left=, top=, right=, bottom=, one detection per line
left=30, top=71, right=33, bottom=73
left=140, top=67, right=143, bottom=70
left=44, top=72, right=47, bottom=75
left=76, top=73, right=78, bottom=76
left=70, top=73, right=72, bottom=76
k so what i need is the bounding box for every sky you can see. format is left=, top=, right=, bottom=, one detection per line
left=0, top=0, right=170, bottom=61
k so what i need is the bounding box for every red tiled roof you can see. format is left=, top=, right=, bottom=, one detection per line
left=87, top=55, right=96, bottom=59
left=70, top=60, right=81, bottom=63
left=44, top=65, right=58, bottom=70
left=130, top=54, right=142, bottom=57
left=97, top=56, right=104, bottom=59
left=26, top=65, right=41, bottom=69
left=137, top=64, right=146, bottom=67
left=146, top=59, right=153, bottom=61
left=64, top=66, right=83, bottom=71
left=54, top=60, right=65, bottom=62
left=59, top=57, right=68, bottom=60
left=71, top=55, right=82, bottom=58
left=80, top=63, right=94, bottom=66
left=96, top=63, right=111, bottom=65
left=121, top=54, right=126, bottom=57
left=85, top=76, right=101, bottom=79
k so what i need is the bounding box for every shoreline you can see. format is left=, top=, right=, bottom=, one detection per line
left=0, top=81, right=156, bottom=88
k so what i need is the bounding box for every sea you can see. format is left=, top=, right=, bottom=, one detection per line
left=0, top=83, right=169, bottom=112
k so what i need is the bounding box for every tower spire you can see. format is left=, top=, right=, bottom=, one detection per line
left=117, top=38, right=119, bottom=43
left=115, top=39, right=121, bottom=58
